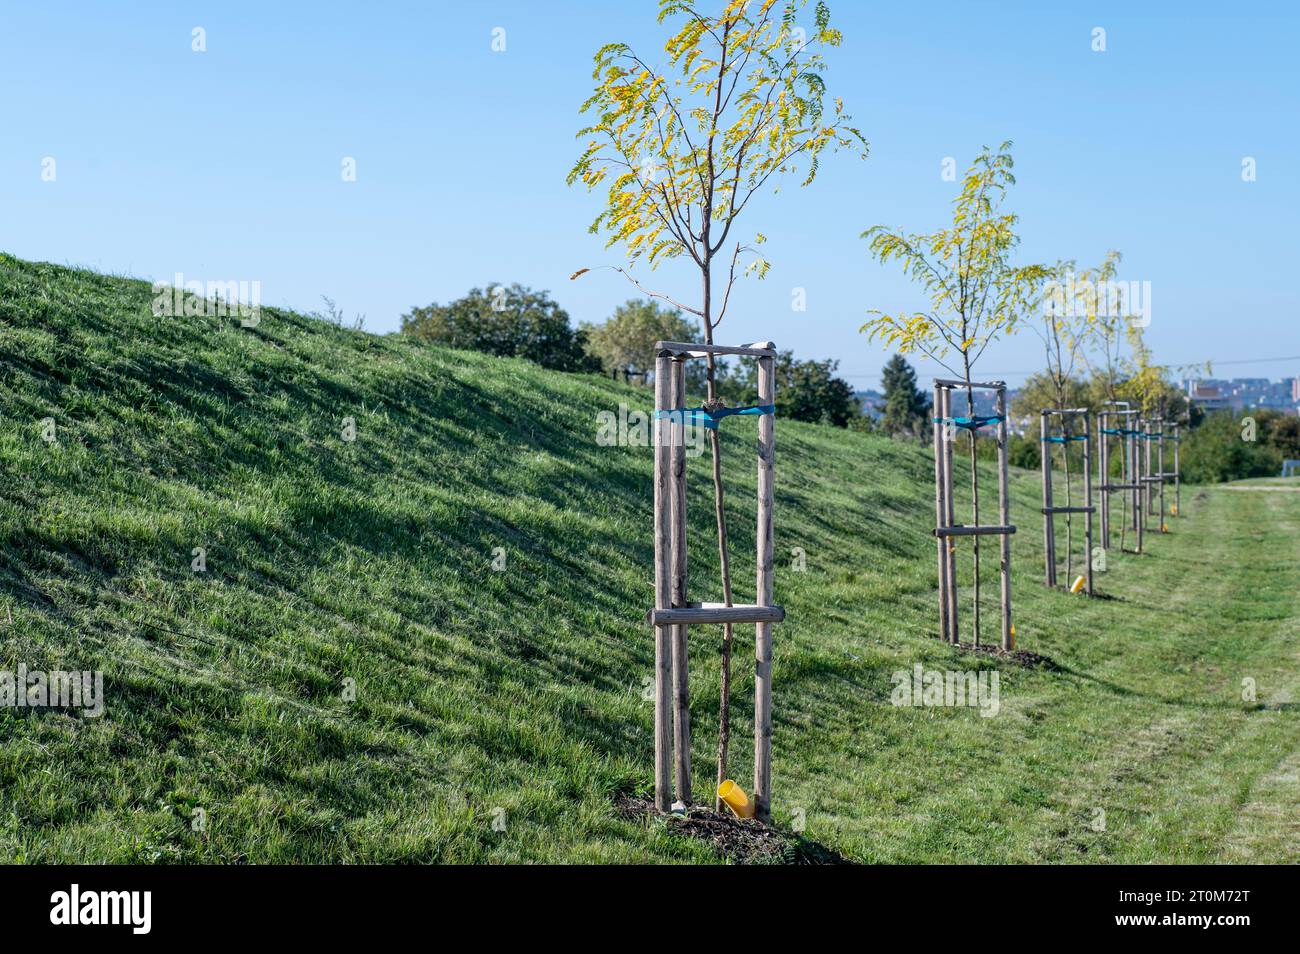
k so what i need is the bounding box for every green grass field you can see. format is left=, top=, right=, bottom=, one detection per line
left=2, top=253, right=1297, bottom=863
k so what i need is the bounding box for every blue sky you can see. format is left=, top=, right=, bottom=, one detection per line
left=3, top=1, right=1296, bottom=388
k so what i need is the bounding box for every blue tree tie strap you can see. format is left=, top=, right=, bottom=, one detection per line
left=1100, top=427, right=1121, bottom=435
left=933, top=414, right=1004, bottom=431
left=1041, top=435, right=1088, bottom=443
left=655, top=404, right=776, bottom=430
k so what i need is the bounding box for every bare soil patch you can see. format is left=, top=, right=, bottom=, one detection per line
left=615, top=795, right=852, bottom=865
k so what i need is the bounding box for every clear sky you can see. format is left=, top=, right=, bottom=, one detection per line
left=3, top=1, right=1296, bottom=389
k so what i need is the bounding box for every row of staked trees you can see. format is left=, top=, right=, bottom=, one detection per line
left=409, top=0, right=1235, bottom=809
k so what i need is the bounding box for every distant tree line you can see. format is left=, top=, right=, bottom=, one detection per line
left=400, top=289, right=865, bottom=429
left=400, top=284, right=600, bottom=374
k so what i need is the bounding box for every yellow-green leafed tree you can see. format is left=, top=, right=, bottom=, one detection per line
left=1069, top=250, right=1141, bottom=547
left=569, top=0, right=867, bottom=805
left=1078, top=249, right=1128, bottom=406
left=861, top=142, right=1046, bottom=645
left=1032, top=257, right=1101, bottom=582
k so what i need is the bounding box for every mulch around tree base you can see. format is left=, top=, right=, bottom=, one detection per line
left=615, top=795, right=852, bottom=865
left=955, top=641, right=1059, bottom=670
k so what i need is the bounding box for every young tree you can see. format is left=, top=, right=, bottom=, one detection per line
left=1074, top=250, right=1139, bottom=547
left=861, top=142, right=1045, bottom=645
left=569, top=0, right=867, bottom=805
left=1077, top=250, right=1126, bottom=404
left=879, top=354, right=930, bottom=441
left=1032, top=260, right=1095, bottom=581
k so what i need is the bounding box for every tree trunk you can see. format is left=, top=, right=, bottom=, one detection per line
left=697, top=262, right=737, bottom=813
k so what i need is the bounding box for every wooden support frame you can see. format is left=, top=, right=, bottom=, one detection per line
left=1156, top=417, right=1167, bottom=529
left=1139, top=416, right=1169, bottom=533
left=649, top=340, right=780, bottom=822
left=1097, top=404, right=1142, bottom=554
left=1134, top=415, right=1145, bottom=553
left=932, top=380, right=1013, bottom=649
left=1039, top=408, right=1096, bottom=596
left=1172, top=423, right=1182, bottom=517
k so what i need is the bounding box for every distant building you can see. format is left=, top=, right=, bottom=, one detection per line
left=1184, top=376, right=1298, bottom=413
left=1185, top=381, right=1230, bottom=412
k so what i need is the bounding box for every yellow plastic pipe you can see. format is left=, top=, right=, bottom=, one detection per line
left=717, top=780, right=755, bottom=819
left=1070, top=575, right=1086, bottom=594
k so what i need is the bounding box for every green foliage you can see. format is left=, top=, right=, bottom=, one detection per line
left=1076, top=249, right=1127, bottom=399
left=861, top=142, right=1047, bottom=379
left=1008, top=435, right=1040, bottom=470
left=1030, top=258, right=1093, bottom=409
left=847, top=412, right=876, bottom=434
left=1011, top=372, right=1091, bottom=440
left=569, top=0, right=867, bottom=279
left=879, top=354, right=930, bottom=440
left=580, top=299, right=706, bottom=390
left=401, top=284, right=599, bottom=373
left=723, top=349, right=857, bottom=427
left=1182, top=410, right=1300, bottom=483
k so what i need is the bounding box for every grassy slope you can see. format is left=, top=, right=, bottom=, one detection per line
left=1, top=254, right=1297, bottom=863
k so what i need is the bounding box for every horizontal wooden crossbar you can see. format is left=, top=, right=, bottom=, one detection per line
left=647, top=603, right=785, bottom=626
left=1043, top=407, right=1090, bottom=415
left=1041, top=506, right=1095, bottom=514
left=933, top=378, right=1005, bottom=391
left=655, top=340, right=776, bottom=358
left=1101, top=482, right=1142, bottom=491
left=1140, top=476, right=1165, bottom=483
left=933, top=524, right=1016, bottom=538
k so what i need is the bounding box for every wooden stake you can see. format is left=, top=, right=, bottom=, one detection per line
left=933, top=383, right=949, bottom=641
left=652, top=352, right=674, bottom=812
left=997, top=386, right=1013, bottom=650
left=753, top=352, right=775, bottom=824
left=1157, top=420, right=1166, bottom=528
left=669, top=357, right=691, bottom=805
left=941, top=388, right=958, bottom=643
left=1083, top=412, right=1095, bottom=596
left=1098, top=412, right=1109, bottom=546
left=1144, top=420, right=1154, bottom=517
left=1040, top=410, right=1056, bottom=587
left=1133, top=426, right=1143, bottom=553
left=1174, top=424, right=1181, bottom=516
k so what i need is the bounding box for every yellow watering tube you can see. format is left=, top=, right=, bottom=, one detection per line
left=717, top=780, right=755, bottom=819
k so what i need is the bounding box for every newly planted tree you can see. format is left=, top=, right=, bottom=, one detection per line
left=1033, top=260, right=1094, bottom=581
left=861, top=142, right=1045, bottom=644
left=1075, top=250, right=1137, bottom=547
left=1077, top=250, right=1126, bottom=404
left=569, top=0, right=866, bottom=806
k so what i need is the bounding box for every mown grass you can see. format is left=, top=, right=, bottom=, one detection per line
left=1, top=253, right=1297, bottom=863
